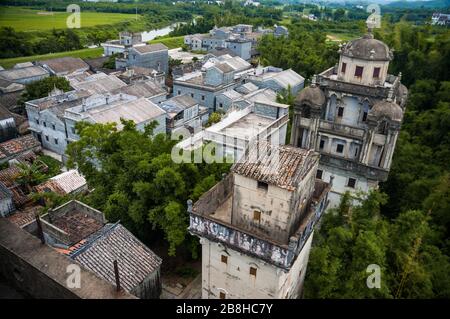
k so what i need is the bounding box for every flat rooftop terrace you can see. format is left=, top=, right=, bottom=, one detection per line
left=212, top=112, right=274, bottom=140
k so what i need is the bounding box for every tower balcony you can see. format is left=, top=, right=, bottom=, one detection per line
left=188, top=175, right=331, bottom=270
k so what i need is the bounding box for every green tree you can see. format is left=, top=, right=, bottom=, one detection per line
left=19, top=76, right=71, bottom=107
left=66, top=119, right=230, bottom=257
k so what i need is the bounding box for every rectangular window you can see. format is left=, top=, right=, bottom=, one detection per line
left=355, top=66, right=364, bottom=77
left=52, top=124, right=56, bottom=130
left=219, top=292, right=226, bottom=299
left=257, top=181, right=268, bottom=191
left=319, top=140, right=325, bottom=149
left=341, top=62, right=347, bottom=74
left=43, top=122, right=47, bottom=127
left=54, top=138, right=58, bottom=145
left=219, top=103, right=223, bottom=108
left=253, top=210, right=261, bottom=222
left=191, top=93, right=194, bottom=98
left=36, top=119, right=39, bottom=125
left=250, top=267, right=257, bottom=277
left=316, top=169, right=323, bottom=179
left=336, top=144, right=344, bottom=153
left=347, top=178, right=356, bottom=188
left=373, top=67, right=381, bottom=78
left=201, top=95, right=205, bottom=101
left=45, top=135, right=49, bottom=141
left=337, top=107, right=344, bottom=117
left=362, top=111, right=368, bottom=122
left=177, top=90, right=181, bottom=95
left=221, top=255, right=228, bottom=264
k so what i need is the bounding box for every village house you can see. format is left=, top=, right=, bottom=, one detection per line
left=274, top=25, right=289, bottom=37
left=173, top=55, right=252, bottom=112
left=248, top=66, right=305, bottom=95
left=25, top=88, right=92, bottom=155
left=0, top=182, right=15, bottom=217
left=115, top=43, right=169, bottom=76
left=21, top=200, right=163, bottom=299
left=0, top=134, right=41, bottom=165
left=0, top=65, right=49, bottom=85
left=34, top=169, right=87, bottom=196
left=37, top=57, right=90, bottom=77
left=102, top=31, right=144, bottom=56
left=159, top=94, right=209, bottom=134
left=189, top=141, right=330, bottom=298
left=115, top=66, right=166, bottom=87
left=64, top=93, right=167, bottom=146
left=176, top=92, right=289, bottom=162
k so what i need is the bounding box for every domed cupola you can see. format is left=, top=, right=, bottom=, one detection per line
left=341, top=33, right=393, bottom=62
left=294, top=76, right=326, bottom=116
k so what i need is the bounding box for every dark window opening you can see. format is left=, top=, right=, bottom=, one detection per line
left=347, top=178, right=356, bottom=188
left=257, top=181, right=268, bottom=191
left=220, top=292, right=226, bottom=299
left=54, top=138, right=58, bottom=145
left=45, top=135, right=49, bottom=141
left=337, top=107, right=344, bottom=117
left=221, top=255, right=228, bottom=264
left=319, top=140, right=325, bottom=149
left=316, top=169, right=323, bottom=179
left=253, top=210, right=261, bottom=222
left=336, top=144, right=344, bottom=153
left=362, top=111, right=368, bottom=122
left=43, top=122, right=46, bottom=127
left=373, top=67, right=381, bottom=78
left=250, top=267, right=257, bottom=277
left=355, top=66, right=364, bottom=77
left=341, top=62, right=347, bottom=74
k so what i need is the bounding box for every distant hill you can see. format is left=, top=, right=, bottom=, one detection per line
left=384, top=0, right=450, bottom=9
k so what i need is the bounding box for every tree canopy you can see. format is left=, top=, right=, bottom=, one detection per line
left=66, top=119, right=231, bottom=257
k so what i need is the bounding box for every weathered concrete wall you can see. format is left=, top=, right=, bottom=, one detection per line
left=338, top=55, right=389, bottom=86
left=200, top=233, right=314, bottom=299
left=232, top=174, right=294, bottom=243
left=0, top=219, right=135, bottom=299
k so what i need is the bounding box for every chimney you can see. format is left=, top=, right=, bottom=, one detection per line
left=113, top=260, right=121, bottom=292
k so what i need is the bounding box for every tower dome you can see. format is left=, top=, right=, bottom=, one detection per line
left=341, top=33, right=393, bottom=61
left=369, top=100, right=403, bottom=122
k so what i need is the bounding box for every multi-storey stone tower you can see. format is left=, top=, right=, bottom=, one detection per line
left=290, top=24, right=408, bottom=207
left=188, top=141, right=330, bottom=298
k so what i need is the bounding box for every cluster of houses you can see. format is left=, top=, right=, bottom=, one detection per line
left=431, top=12, right=450, bottom=26
left=183, top=24, right=289, bottom=61
left=0, top=23, right=303, bottom=299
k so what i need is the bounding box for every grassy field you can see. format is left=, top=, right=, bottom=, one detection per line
left=0, top=7, right=140, bottom=32
left=148, top=36, right=184, bottom=49
left=0, top=47, right=103, bottom=69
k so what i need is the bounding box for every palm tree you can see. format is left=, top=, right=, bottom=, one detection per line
left=14, top=162, right=46, bottom=193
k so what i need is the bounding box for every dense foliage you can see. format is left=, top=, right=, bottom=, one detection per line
left=66, top=120, right=231, bottom=257
left=18, top=76, right=71, bottom=110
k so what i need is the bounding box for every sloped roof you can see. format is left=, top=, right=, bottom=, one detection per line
left=133, top=43, right=168, bottom=54
left=160, top=94, right=197, bottom=114
left=86, top=97, right=166, bottom=129
left=113, top=80, right=165, bottom=98
left=235, top=82, right=259, bottom=95
left=74, top=223, right=162, bottom=292
left=70, top=74, right=127, bottom=95
left=35, top=170, right=86, bottom=195
left=0, top=66, right=48, bottom=81
left=0, top=135, right=40, bottom=161
left=38, top=57, right=89, bottom=75
left=232, top=141, right=319, bottom=191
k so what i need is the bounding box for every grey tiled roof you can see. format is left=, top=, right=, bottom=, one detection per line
left=74, top=223, right=162, bottom=292
left=133, top=43, right=168, bottom=54
left=232, top=141, right=319, bottom=191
